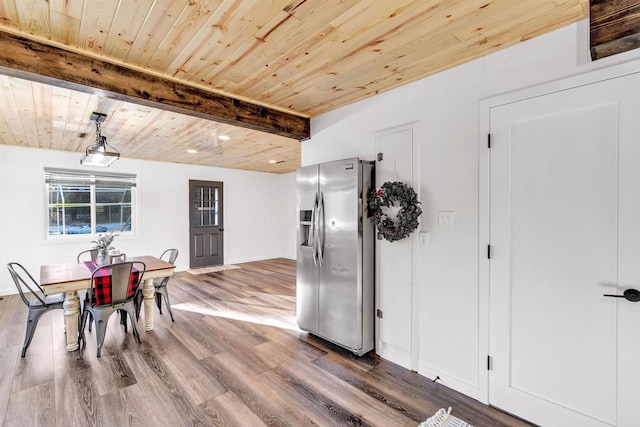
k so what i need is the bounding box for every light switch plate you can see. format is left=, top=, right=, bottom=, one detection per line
left=419, top=231, right=429, bottom=247
left=438, top=211, right=456, bottom=228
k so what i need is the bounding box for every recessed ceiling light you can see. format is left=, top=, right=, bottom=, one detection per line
left=187, top=149, right=197, bottom=154
left=269, top=160, right=277, bottom=164
left=218, top=135, right=230, bottom=141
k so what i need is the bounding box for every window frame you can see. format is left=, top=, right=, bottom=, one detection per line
left=44, top=168, right=137, bottom=239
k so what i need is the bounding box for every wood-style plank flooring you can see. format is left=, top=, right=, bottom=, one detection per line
left=0, top=258, right=531, bottom=427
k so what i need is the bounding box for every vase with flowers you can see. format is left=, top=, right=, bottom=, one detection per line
left=91, top=231, right=118, bottom=265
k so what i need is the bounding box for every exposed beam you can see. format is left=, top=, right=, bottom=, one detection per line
left=590, top=0, right=640, bottom=60
left=0, top=29, right=310, bottom=141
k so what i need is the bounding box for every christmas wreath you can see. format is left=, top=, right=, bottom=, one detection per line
left=368, top=181, right=422, bottom=242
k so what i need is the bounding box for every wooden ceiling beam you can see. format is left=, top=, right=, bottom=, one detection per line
left=0, top=29, right=310, bottom=141
left=590, top=0, right=640, bottom=60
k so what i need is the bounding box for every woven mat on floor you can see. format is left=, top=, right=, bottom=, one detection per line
left=418, top=408, right=473, bottom=427
left=187, top=264, right=241, bottom=275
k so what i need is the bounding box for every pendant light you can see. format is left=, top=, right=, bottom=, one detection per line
left=80, top=112, right=120, bottom=167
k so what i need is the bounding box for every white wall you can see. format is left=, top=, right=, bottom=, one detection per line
left=278, top=172, right=297, bottom=259
left=302, top=19, right=640, bottom=400
left=0, top=145, right=295, bottom=296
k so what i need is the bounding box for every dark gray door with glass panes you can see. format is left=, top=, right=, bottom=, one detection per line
left=189, top=180, right=224, bottom=267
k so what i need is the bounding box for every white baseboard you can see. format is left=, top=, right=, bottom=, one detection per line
left=418, top=362, right=479, bottom=400
left=378, top=341, right=412, bottom=370
left=0, top=286, right=16, bottom=297
left=226, top=255, right=295, bottom=264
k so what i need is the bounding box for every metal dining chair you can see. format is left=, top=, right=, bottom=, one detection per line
left=77, top=250, right=129, bottom=334
left=7, top=262, right=65, bottom=357
left=109, top=253, right=126, bottom=263
left=78, top=261, right=146, bottom=357
left=77, top=249, right=98, bottom=332
left=154, top=249, right=179, bottom=321
left=77, top=249, right=98, bottom=263
left=135, top=249, right=178, bottom=322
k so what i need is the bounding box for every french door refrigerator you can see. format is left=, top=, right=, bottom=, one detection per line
left=296, top=157, right=375, bottom=356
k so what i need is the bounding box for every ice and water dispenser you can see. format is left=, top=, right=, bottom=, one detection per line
left=299, top=210, right=313, bottom=247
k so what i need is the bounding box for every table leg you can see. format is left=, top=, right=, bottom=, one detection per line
left=142, top=277, right=155, bottom=331
left=63, top=291, right=80, bottom=351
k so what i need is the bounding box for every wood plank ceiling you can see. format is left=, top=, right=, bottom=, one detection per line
left=0, top=0, right=588, bottom=173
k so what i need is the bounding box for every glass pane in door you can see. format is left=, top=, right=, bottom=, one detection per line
left=194, top=186, right=219, bottom=227
left=213, top=188, right=219, bottom=226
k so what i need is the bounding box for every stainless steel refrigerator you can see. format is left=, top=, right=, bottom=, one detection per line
left=296, top=157, right=374, bottom=356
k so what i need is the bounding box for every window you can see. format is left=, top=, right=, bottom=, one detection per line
left=45, top=168, right=136, bottom=236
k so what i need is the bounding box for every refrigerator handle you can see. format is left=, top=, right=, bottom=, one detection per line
left=312, top=192, right=319, bottom=266
left=318, top=191, right=325, bottom=265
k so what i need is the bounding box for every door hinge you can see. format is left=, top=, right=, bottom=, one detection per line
left=487, top=134, right=492, bottom=149
left=487, top=244, right=491, bottom=259
left=487, top=355, right=492, bottom=371
left=377, top=152, right=383, bottom=161
left=376, top=309, right=383, bottom=318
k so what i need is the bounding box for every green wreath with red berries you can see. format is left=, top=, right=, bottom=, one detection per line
left=368, top=181, right=422, bottom=242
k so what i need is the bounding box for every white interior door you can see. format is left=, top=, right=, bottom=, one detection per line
left=489, top=74, right=640, bottom=426
left=375, top=123, right=417, bottom=369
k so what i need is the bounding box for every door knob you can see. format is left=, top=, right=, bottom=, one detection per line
left=603, top=288, right=640, bottom=302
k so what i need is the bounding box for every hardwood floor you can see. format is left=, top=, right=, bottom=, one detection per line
left=0, top=258, right=531, bottom=427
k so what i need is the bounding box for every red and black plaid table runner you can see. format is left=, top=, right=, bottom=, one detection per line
left=83, top=261, right=140, bottom=306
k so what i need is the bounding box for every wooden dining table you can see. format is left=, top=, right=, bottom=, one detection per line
left=40, top=255, right=175, bottom=352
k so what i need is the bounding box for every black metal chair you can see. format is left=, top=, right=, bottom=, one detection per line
left=7, top=262, right=65, bottom=357
left=76, top=249, right=98, bottom=263
left=135, top=249, right=178, bottom=322
left=78, top=261, right=146, bottom=357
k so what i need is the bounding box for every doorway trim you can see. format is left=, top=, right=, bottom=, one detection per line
left=478, top=58, right=640, bottom=405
